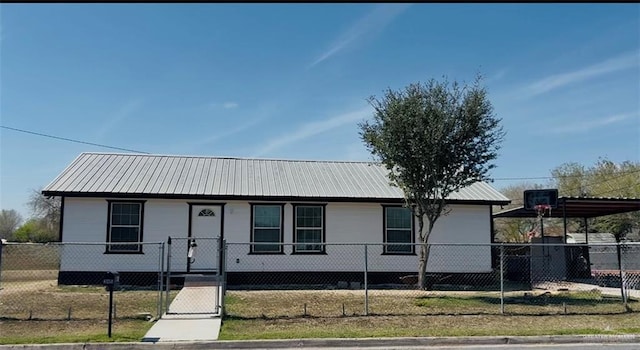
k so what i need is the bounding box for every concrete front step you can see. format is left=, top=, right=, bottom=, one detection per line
left=184, top=274, right=220, bottom=287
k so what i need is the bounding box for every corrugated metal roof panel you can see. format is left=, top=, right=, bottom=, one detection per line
left=43, top=152, right=510, bottom=203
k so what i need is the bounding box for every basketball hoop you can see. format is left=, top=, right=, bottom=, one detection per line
left=534, top=204, right=552, bottom=218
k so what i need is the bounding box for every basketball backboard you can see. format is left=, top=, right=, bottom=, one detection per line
left=524, top=189, right=558, bottom=210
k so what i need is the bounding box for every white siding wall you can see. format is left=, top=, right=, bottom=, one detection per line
left=61, top=198, right=189, bottom=271
left=61, top=198, right=492, bottom=273
left=225, top=202, right=491, bottom=273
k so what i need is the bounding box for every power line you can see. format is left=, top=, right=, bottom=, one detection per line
left=492, top=169, right=640, bottom=182
left=1, top=125, right=150, bottom=154
left=2, top=124, right=638, bottom=184
left=493, top=176, right=555, bottom=181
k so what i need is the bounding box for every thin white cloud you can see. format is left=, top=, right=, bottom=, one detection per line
left=344, top=141, right=373, bottom=161
left=523, top=50, right=640, bottom=98
left=484, top=68, right=509, bottom=85
left=309, top=4, right=411, bottom=68
left=223, top=102, right=239, bottom=109
left=177, top=102, right=281, bottom=153
left=252, top=106, right=373, bottom=158
left=95, top=99, right=143, bottom=141
left=207, top=101, right=240, bottom=110
left=194, top=117, right=265, bottom=147
left=551, top=112, right=637, bottom=134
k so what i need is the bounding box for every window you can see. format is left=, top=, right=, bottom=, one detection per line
left=107, top=201, right=144, bottom=253
left=293, top=204, right=325, bottom=253
left=251, top=204, right=283, bottom=253
left=198, top=208, right=215, bottom=217
left=384, top=206, right=414, bottom=254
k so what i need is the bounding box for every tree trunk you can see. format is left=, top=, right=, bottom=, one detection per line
left=417, top=214, right=435, bottom=290
left=417, top=242, right=433, bottom=290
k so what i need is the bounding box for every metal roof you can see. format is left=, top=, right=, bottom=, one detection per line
left=493, top=197, right=640, bottom=219
left=42, top=152, right=510, bottom=203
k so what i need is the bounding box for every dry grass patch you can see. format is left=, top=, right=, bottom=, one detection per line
left=0, top=319, right=153, bottom=344
left=219, top=314, right=640, bottom=340
left=0, top=284, right=171, bottom=321
left=224, top=289, right=637, bottom=318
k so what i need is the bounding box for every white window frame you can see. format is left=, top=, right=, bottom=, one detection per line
left=293, top=204, right=325, bottom=254
left=383, top=205, right=414, bottom=254
left=250, top=204, right=284, bottom=254
left=107, top=201, right=144, bottom=253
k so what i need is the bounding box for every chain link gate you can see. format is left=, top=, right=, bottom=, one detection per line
left=164, top=236, right=223, bottom=315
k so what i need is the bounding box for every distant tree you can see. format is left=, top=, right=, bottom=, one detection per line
left=360, top=75, right=505, bottom=289
left=493, top=183, right=541, bottom=243
left=552, top=158, right=640, bottom=241
left=27, top=189, right=61, bottom=241
left=0, top=209, right=23, bottom=240
left=13, top=218, right=58, bottom=243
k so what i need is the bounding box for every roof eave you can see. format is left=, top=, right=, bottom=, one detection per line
left=41, top=190, right=510, bottom=205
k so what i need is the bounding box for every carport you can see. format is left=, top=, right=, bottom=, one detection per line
left=493, top=196, right=640, bottom=277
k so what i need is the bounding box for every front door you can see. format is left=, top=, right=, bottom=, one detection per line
left=189, top=204, right=222, bottom=272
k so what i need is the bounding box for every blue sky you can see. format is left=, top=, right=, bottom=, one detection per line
left=1, top=4, right=639, bottom=219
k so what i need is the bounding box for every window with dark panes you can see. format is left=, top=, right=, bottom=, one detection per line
left=108, top=202, right=143, bottom=252
left=294, top=205, right=324, bottom=253
left=384, top=206, right=413, bottom=253
left=251, top=204, right=283, bottom=253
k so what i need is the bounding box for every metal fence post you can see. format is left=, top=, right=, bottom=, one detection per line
left=216, top=236, right=222, bottom=315
left=617, top=242, right=628, bottom=310
left=500, top=243, right=505, bottom=315
left=157, top=242, right=165, bottom=318
left=0, top=240, right=4, bottom=290
left=221, top=239, right=227, bottom=316
left=364, top=244, right=369, bottom=316
left=165, top=236, right=172, bottom=314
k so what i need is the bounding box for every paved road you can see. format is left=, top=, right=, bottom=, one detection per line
left=275, top=345, right=640, bottom=350
left=3, top=340, right=640, bottom=350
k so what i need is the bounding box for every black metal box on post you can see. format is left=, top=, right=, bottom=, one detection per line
left=103, top=271, right=120, bottom=337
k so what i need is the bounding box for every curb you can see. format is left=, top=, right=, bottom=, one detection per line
left=2, top=335, right=640, bottom=349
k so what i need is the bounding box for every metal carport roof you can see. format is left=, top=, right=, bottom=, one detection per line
left=493, top=196, right=640, bottom=219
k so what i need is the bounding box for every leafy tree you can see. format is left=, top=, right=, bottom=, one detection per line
left=13, top=218, right=58, bottom=243
left=552, top=158, right=640, bottom=241
left=360, top=75, right=505, bottom=289
left=27, top=188, right=61, bottom=241
left=493, top=183, right=541, bottom=243
left=0, top=209, right=23, bottom=240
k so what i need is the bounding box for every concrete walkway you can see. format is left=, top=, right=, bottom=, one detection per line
left=142, top=275, right=222, bottom=343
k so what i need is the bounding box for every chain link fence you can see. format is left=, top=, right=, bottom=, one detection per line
left=0, top=241, right=165, bottom=321
left=2, top=240, right=637, bottom=322
left=221, top=242, right=640, bottom=318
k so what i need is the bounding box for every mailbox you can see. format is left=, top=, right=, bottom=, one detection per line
left=103, top=271, right=120, bottom=290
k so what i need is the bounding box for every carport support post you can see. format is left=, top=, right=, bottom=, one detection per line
left=500, top=243, right=505, bottom=315
left=364, top=244, right=369, bottom=316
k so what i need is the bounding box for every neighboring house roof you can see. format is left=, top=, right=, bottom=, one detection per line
left=42, top=152, right=511, bottom=204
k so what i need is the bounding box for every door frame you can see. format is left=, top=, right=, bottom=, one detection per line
left=187, top=202, right=226, bottom=272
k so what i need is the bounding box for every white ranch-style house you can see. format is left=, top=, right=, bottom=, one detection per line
left=43, top=152, right=510, bottom=286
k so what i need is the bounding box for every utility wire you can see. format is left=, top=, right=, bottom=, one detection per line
left=1, top=125, right=150, bottom=154
left=1, top=124, right=638, bottom=183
